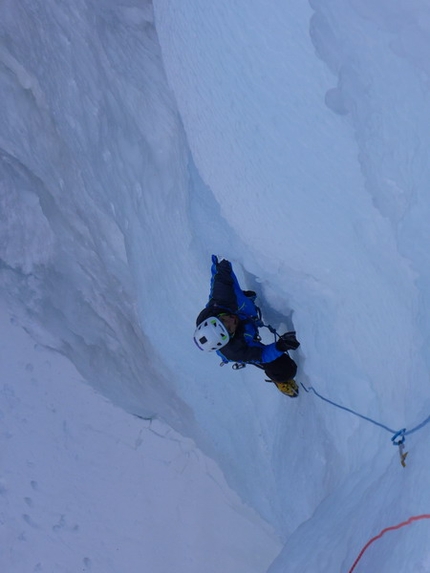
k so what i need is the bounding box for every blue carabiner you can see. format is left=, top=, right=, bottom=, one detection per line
left=391, top=429, right=406, bottom=446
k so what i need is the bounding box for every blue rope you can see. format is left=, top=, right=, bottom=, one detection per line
left=260, top=320, right=430, bottom=446
left=404, top=414, right=430, bottom=437
left=300, top=383, right=397, bottom=434
left=300, top=382, right=430, bottom=446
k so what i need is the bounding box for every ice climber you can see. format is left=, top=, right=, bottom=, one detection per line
left=193, top=256, right=300, bottom=397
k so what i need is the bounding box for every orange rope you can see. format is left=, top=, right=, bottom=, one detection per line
left=348, top=514, right=430, bottom=573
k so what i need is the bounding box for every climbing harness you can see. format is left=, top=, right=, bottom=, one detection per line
left=219, top=316, right=299, bottom=397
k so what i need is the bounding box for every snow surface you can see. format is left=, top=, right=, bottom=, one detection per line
left=2, top=0, right=430, bottom=571
left=0, top=300, right=279, bottom=572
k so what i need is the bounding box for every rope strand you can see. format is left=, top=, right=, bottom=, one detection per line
left=300, top=381, right=430, bottom=448
left=261, top=321, right=430, bottom=451
left=348, top=515, right=430, bottom=573
left=300, top=383, right=397, bottom=434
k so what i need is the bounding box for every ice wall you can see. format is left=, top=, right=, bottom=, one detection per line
left=3, top=0, right=430, bottom=569
left=0, top=0, right=198, bottom=432
left=153, top=0, right=428, bottom=425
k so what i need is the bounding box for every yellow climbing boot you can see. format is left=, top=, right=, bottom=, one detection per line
left=275, top=379, right=299, bottom=398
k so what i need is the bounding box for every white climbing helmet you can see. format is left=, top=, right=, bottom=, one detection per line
left=193, top=317, right=230, bottom=352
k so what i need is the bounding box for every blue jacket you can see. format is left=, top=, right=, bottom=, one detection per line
left=196, top=256, right=284, bottom=365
